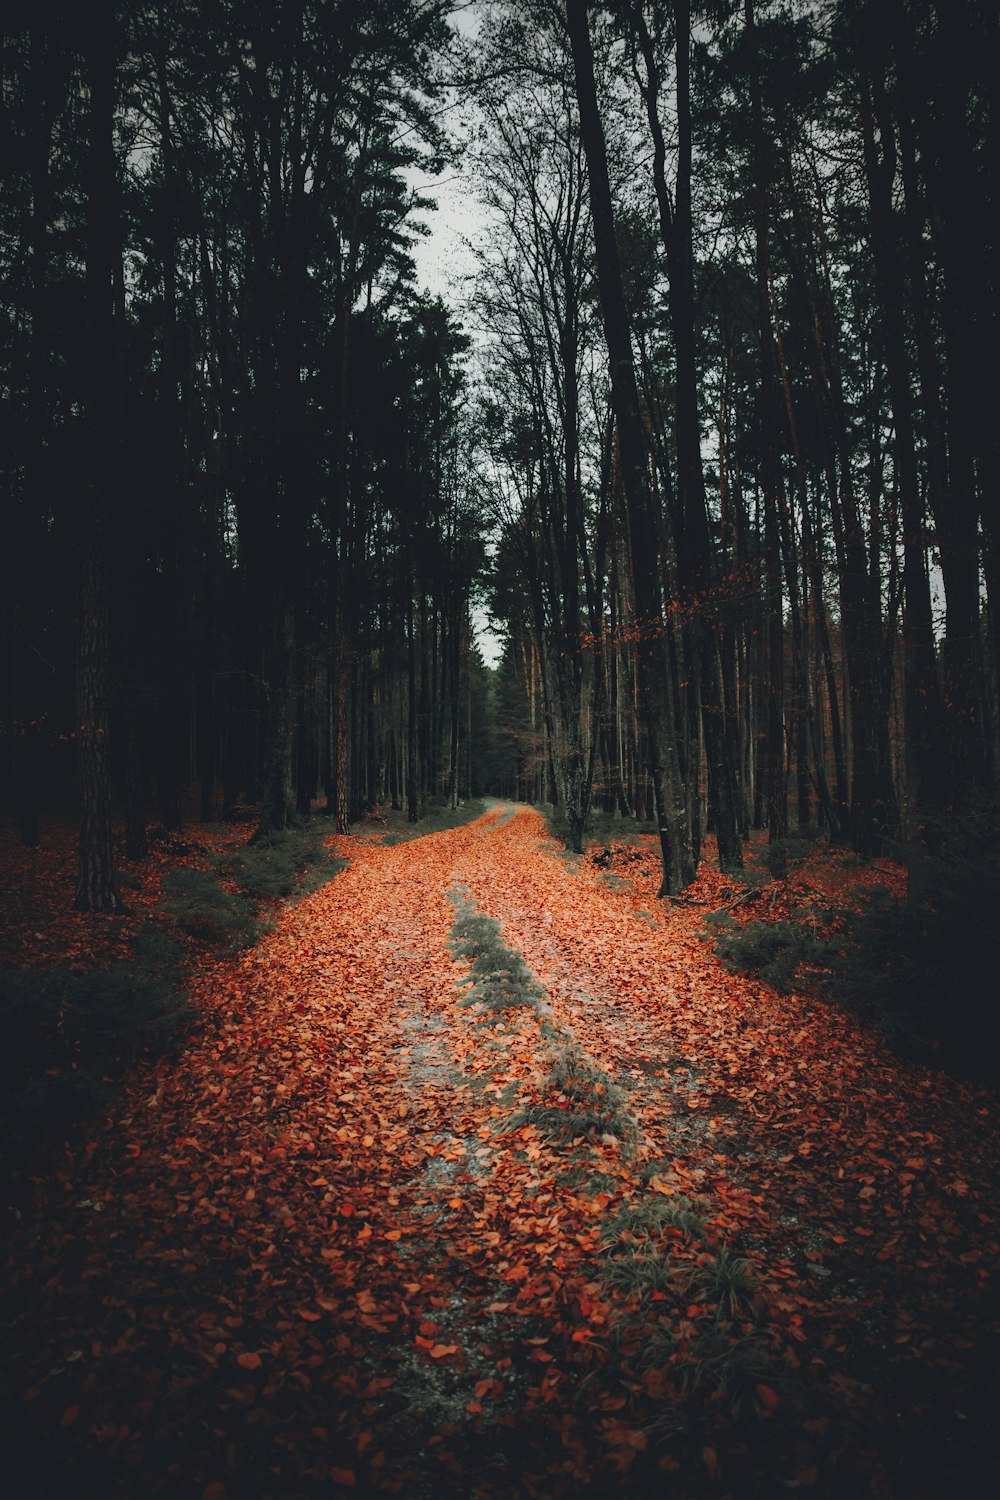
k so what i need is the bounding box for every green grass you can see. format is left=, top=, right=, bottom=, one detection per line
left=225, top=825, right=346, bottom=900
left=513, top=1043, right=637, bottom=1145
left=163, top=822, right=345, bottom=951
left=600, top=1248, right=682, bottom=1297
left=706, top=910, right=836, bottom=992
left=381, top=798, right=488, bottom=845
left=594, top=1181, right=775, bottom=1418
left=600, top=1194, right=709, bottom=1249
left=449, top=897, right=546, bottom=1017
left=688, top=1247, right=756, bottom=1319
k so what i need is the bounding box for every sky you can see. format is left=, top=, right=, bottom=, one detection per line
left=405, top=5, right=507, bottom=669
left=406, top=4, right=485, bottom=307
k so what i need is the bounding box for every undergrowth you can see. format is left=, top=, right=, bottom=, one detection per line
left=704, top=804, right=1000, bottom=1083
left=536, top=802, right=658, bottom=854
left=706, top=910, right=836, bottom=993
left=227, top=825, right=346, bottom=899
left=381, top=797, right=488, bottom=845
left=0, top=929, right=191, bottom=1180
left=1, top=818, right=348, bottom=1184
left=161, top=867, right=265, bottom=949
left=598, top=1188, right=775, bottom=1420
left=163, top=823, right=345, bottom=948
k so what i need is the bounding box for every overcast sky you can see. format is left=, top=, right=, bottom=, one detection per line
left=406, top=4, right=485, bottom=306
left=404, top=5, right=508, bottom=668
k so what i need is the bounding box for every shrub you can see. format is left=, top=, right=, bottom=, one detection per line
left=0, top=949, right=192, bottom=1156
left=822, top=874, right=996, bottom=1075
left=226, top=826, right=345, bottom=900
left=161, top=867, right=264, bottom=949
left=708, top=911, right=834, bottom=992
left=706, top=801, right=1000, bottom=1081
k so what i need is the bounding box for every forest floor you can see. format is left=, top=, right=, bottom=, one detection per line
left=1, top=804, right=998, bottom=1498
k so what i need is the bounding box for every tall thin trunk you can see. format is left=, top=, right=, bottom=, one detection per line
left=633, top=0, right=743, bottom=871
left=255, top=597, right=295, bottom=837
left=76, top=14, right=121, bottom=912
left=858, top=12, right=941, bottom=818
left=406, top=590, right=418, bottom=822
left=567, top=0, right=691, bottom=894
left=745, top=0, right=786, bottom=855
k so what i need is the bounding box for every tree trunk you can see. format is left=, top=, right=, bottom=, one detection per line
left=255, top=597, right=295, bottom=838
left=76, top=13, right=121, bottom=912
left=633, top=0, right=743, bottom=872
left=744, top=0, right=787, bottom=858
left=567, top=0, right=691, bottom=895
left=858, top=12, right=941, bottom=819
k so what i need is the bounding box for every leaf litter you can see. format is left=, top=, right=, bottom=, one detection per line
left=1, top=805, right=998, bottom=1497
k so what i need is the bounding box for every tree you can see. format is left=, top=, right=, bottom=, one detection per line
left=76, top=0, right=121, bottom=912
left=567, top=0, right=692, bottom=894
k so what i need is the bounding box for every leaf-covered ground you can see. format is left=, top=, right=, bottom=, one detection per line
left=2, top=805, right=998, bottom=1497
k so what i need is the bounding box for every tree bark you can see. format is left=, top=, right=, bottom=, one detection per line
left=631, top=0, right=743, bottom=871
left=567, top=0, right=691, bottom=894
left=744, top=0, right=787, bottom=858
left=76, top=11, right=121, bottom=912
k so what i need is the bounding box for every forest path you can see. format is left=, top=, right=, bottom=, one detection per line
left=3, top=806, right=998, bottom=1499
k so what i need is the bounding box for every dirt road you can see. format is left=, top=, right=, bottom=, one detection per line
left=3, top=805, right=998, bottom=1497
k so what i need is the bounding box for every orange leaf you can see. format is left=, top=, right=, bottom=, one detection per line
left=236, top=1352, right=262, bottom=1370
left=755, top=1383, right=780, bottom=1413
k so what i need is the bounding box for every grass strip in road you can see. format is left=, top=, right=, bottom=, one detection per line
left=447, top=887, right=639, bottom=1153
left=512, top=1043, right=638, bottom=1148
left=595, top=1186, right=778, bottom=1421
left=445, top=881, right=781, bottom=1447
left=448, top=891, right=547, bottom=1019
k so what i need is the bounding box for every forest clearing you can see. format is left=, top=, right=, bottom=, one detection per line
left=2, top=803, right=997, bottom=1498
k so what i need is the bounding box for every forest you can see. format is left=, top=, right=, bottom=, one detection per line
left=1, top=1, right=999, bottom=1497
left=3, top=0, right=998, bottom=897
